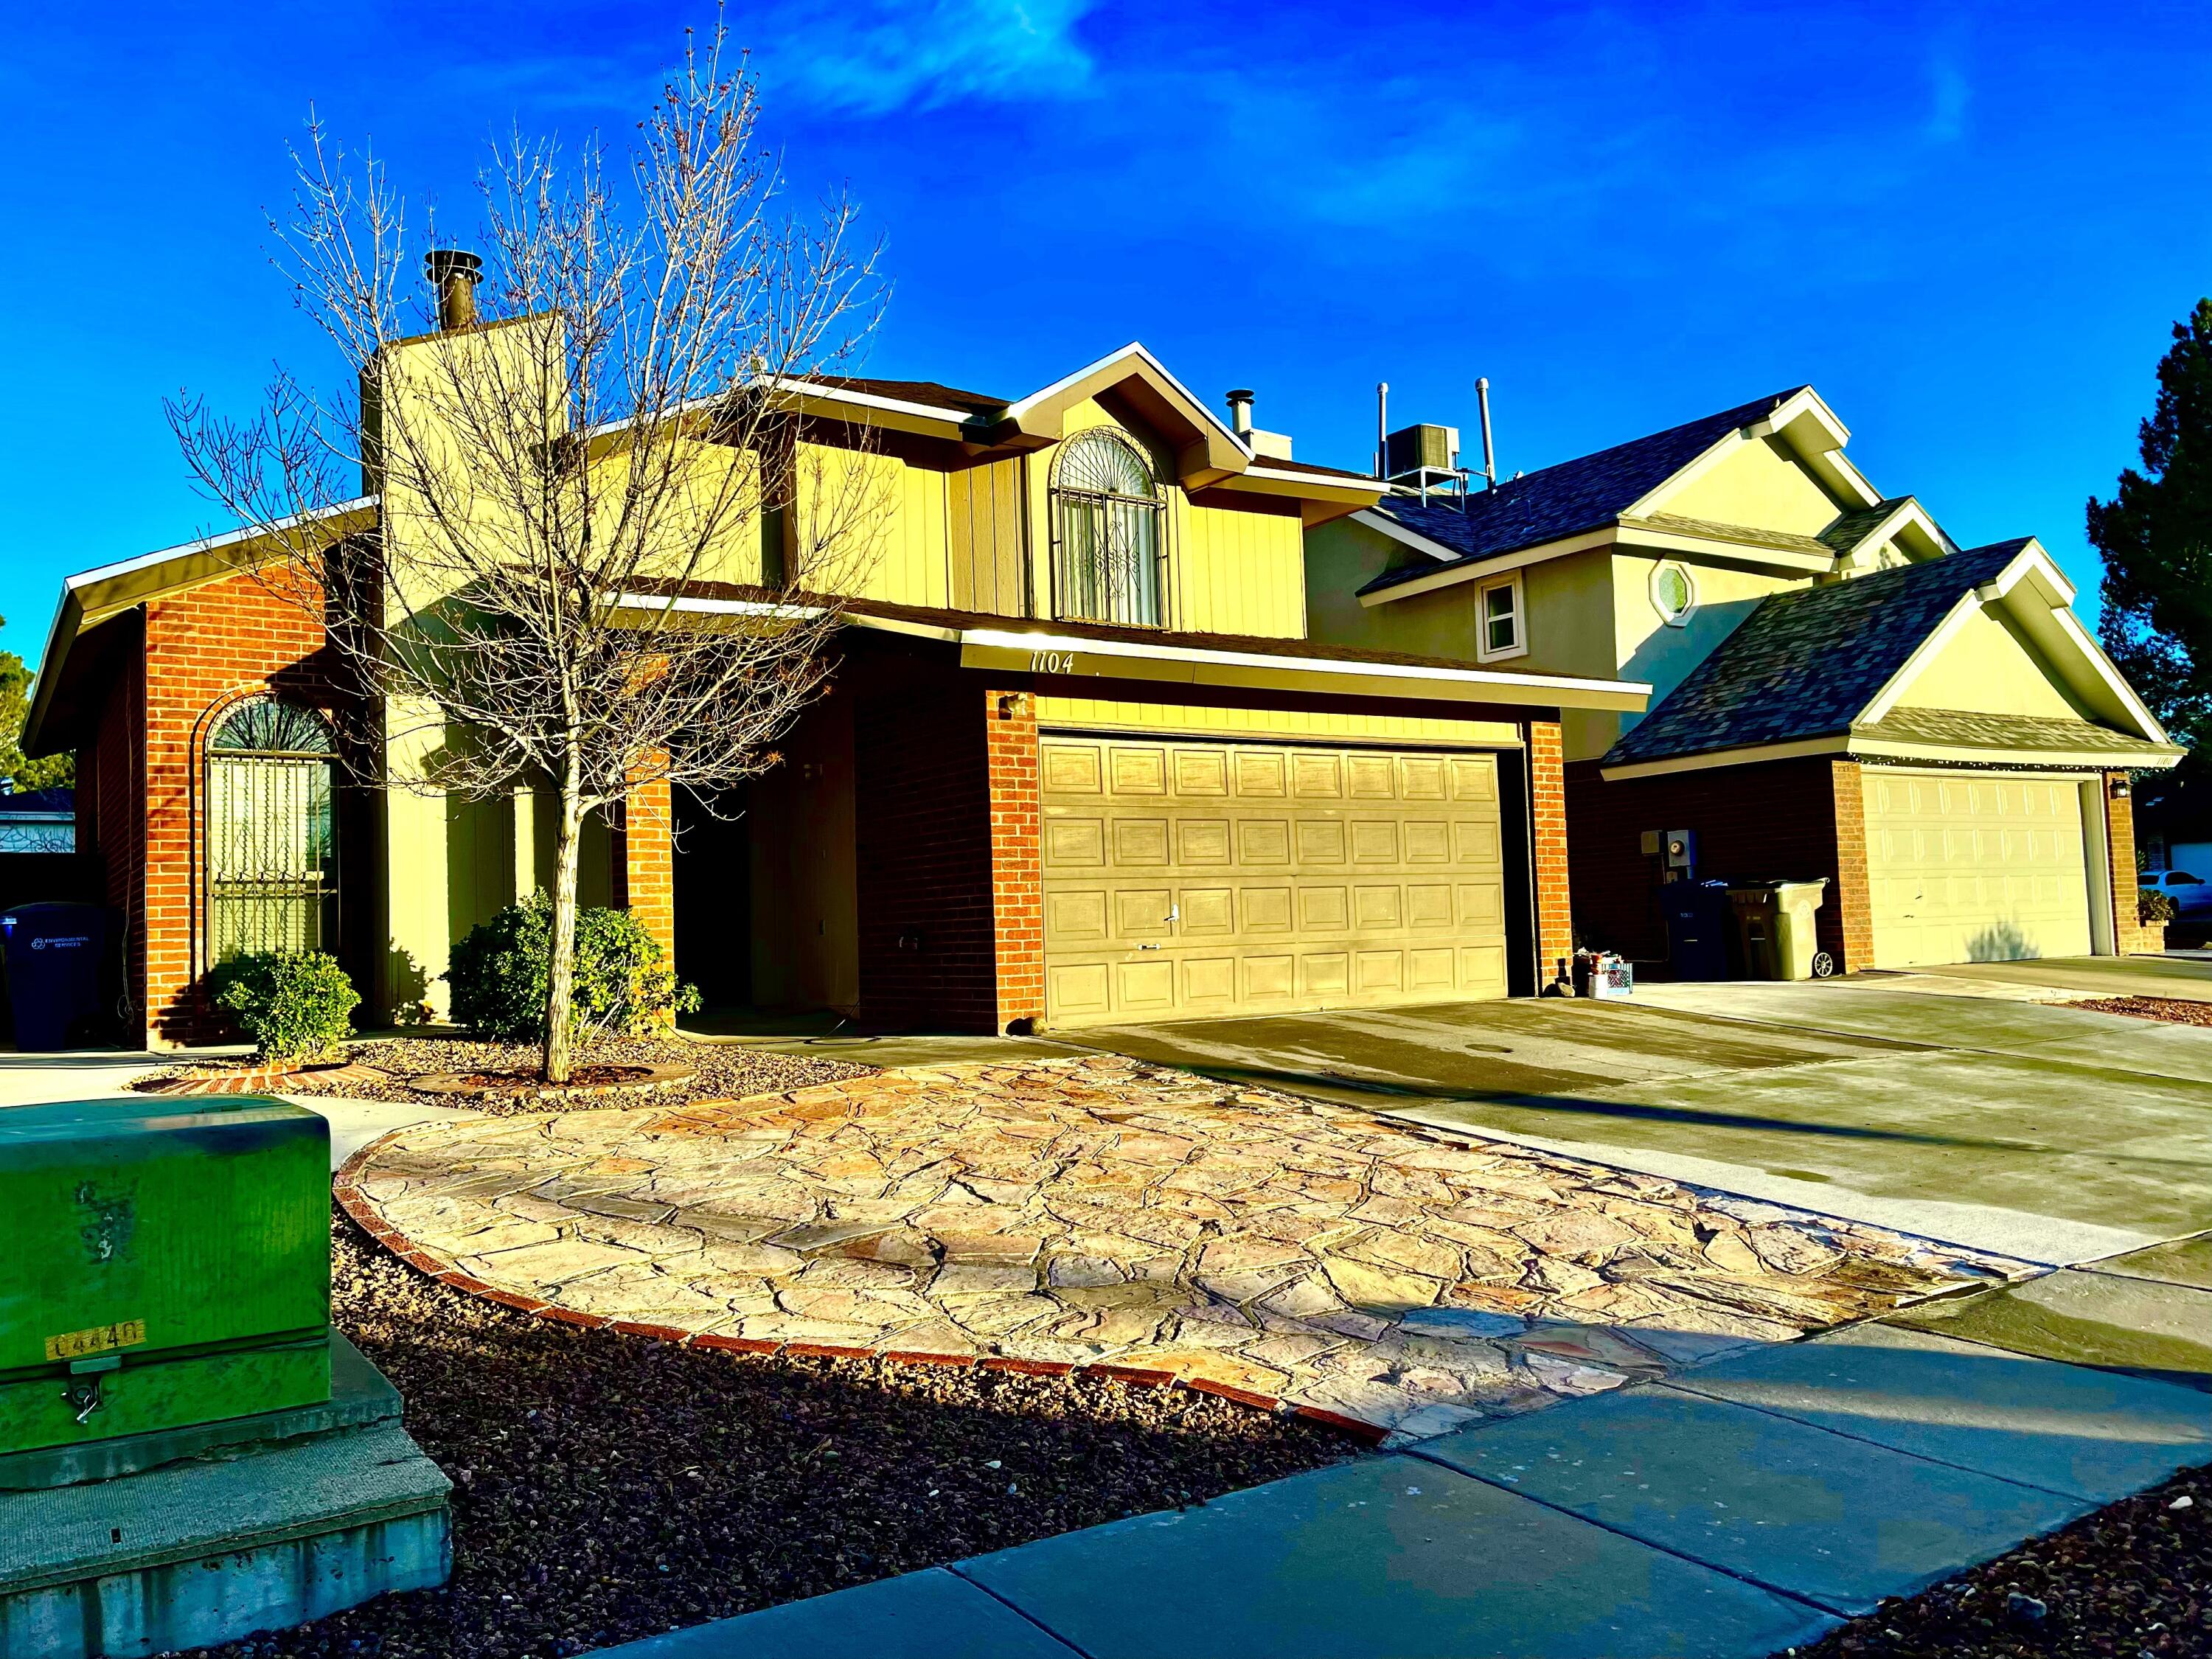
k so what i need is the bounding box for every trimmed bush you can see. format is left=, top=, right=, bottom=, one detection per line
left=208, top=950, right=361, bottom=1062
left=2140, top=886, right=2179, bottom=927
left=446, top=892, right=700, bottom=1043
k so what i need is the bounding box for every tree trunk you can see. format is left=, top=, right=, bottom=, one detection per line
left=542, top=785, right=585, bottom=1084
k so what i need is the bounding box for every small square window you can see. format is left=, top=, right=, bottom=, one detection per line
left=1477, top=574, right=1525, bottom=661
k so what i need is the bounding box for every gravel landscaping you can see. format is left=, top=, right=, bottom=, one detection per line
left=137, top=1036, right=872, bottom=1116
left=182, top=1208, right=1359, bottom=1658
left=1784, top=1461, right=2209, bottom=1659
left=2070, top=995, right=2212, bottom=1029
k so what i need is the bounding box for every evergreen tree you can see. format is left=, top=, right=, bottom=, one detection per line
left=2090, top=300, right=2212, bottom=814
left=0, top=619, right=72, bottom=792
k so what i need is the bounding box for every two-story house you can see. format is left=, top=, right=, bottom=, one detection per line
left=1307, top=387, right=2183, bottom=975
left=22, top=312, right=1647, bottom=1046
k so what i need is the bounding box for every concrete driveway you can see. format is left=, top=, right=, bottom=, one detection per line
left=1074, top=981, right=2212, bottom=1267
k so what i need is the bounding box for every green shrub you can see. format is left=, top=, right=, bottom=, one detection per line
left=208, top=950, right=361, bottom=1063
left=2140, top=886, right=2179, bottom=927
left=446, top=892, right=700, bottom=1043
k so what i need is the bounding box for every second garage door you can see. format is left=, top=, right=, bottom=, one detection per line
left=1863, top=768, right=2093, bottom=967
left=1039, top=732, right=1510, bottom=1026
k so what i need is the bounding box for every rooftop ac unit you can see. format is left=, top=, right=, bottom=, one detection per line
left=1384, top=422, right=1460, bottom=479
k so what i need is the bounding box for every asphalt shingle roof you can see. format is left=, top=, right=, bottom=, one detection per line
left=1362, top=388, right=1810, bottom=589
left=1601, top=540, right=2032, bottom=767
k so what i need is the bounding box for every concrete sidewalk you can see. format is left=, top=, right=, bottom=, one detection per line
left=591, top=1240, right=2212, bottom=1659
left=0, top=1048, right=465, bottom=1169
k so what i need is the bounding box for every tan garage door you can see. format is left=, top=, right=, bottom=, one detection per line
left=1040, top=733, right=1509, bottom=1026
left=1863, top=769, right=2092, bottom=967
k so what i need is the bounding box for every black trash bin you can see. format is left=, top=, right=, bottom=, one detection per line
left=1660, top=878, right=1733, bottom=980
left=1, top=902, right=113, bottom=1050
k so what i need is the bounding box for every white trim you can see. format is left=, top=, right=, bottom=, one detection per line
left=1744, top=386, right=1851, bottom=451
left=1620, top=429, right=1744, bottom=522
left=1004, top=342, right=1254, bottom=459
left=2046, top=605, right=2168, bottom=742
left=604, top=592, right=830, bottom=623
left=1349, top=508, right=1466, bottom=563
left=1649, top=560, right=1697, bottom=628
left=1599, top=730, right=2180, bottom=783
left=60, top=497, right=378, bottom=594
left=1601, top=736, right=1851, bottom=780
left=1851, top=737, right=2181, bottom=771
left=1474, top=571, right=1527, bottom=663
left=958, top=626, right=1649, bottom=699
left=1243, top=464, right=1388, bottom=495
left=1357, top=527, right=1619, bottom=605
left=1857, top=589, right=1986, bottom=726
left=755, top=377, right=983, bottom=428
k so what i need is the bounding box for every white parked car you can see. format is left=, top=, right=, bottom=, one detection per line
left=2141, top=869, right=2212, bottom=919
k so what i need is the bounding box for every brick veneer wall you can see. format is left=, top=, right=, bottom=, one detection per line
left=616, top=777, right=676, bottom=957
left=984, top=689, right=1045, bottom=1034
left=851, top=678, right=998, bottom=1032
left=2105, top=773, right=2156, bottom=953
left=1565, top=754, right=1869, bottom=975
left=139, top=570, right=337, bottom=1046
left=1528, top=719, right=1573, bottom=987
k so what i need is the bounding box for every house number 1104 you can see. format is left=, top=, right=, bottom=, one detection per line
left=1029, top=650, right=1077, bottom=675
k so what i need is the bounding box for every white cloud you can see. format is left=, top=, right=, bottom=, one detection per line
left=765, top=0, right=1098, bottom=115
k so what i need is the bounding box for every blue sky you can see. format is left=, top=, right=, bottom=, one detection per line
left=3, top=0, right=2208, bottom=664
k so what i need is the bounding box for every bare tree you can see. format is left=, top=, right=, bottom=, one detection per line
left=169, top=21, right=888, bottom=1082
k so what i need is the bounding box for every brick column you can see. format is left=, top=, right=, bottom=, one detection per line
left=2104, top=773, right=2152, bottom=953
left=1528, top=719, right=1573, bottom=986
left=1829, top=760, right=1875, bottom=972
left=619, top=777, right=676, bottom=957
left=985, top=689, right=1044, bottom=1033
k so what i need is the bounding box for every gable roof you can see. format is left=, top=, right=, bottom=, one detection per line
left=1601, top=540, right=2030, bottom=768
left=1360, top=388, right=1809, bottom=591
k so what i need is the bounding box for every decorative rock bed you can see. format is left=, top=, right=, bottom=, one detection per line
left=341, top=1054, right=2026, bottom=1441
left=404, top=1060, right=698, bottom=1099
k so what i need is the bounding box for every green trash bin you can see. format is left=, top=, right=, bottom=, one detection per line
left=1727, top=879, right=1831, bottom=980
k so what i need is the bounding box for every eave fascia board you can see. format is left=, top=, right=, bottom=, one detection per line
left=18, top=590, right=84, bottom=757
left=1613, top=521, right=1835, bottom=571
left=958, top=625, right=1650, bottom=712
left=2039, top=604, right=2171, bottom=742
left=998, top=343, right=1253, bottom=471
left=1848, top=734, right=2183, bottom=772
left=1235, top=465, right=1389, bottom=499
left=1357, top=527, right=1619, bottom=606
left=61, top=496, right=378, bottom=621
left=1350, top=509, right=1467, bottom=564
left=1745, top=386, right=1850, bottom=451
left=1620, top=429, right=1746, bottom=523
left=1600, top=734, right=1850, bottom=781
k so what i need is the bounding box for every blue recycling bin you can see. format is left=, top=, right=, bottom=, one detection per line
left=1, top=902, right=113, bottom=1050
left=1660, top=879, right=1733, bottom=981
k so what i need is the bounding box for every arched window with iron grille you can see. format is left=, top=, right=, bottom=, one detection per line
left=205, top=698, right=338, bottom=961
left=1050, top=428, right=1166, bottom=627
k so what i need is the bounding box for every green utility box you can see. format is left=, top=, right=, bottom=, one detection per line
left=0, top=1097, right=330, bottom=1458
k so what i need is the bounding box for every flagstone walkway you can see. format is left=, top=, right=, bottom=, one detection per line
left=337, top=1055, right=2021, bottom=1439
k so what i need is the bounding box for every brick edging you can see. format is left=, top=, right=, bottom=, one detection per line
left=330, top=1126, right=1386, bottom=1446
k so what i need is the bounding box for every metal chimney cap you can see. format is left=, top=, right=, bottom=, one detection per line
left=424, top=248, right=484, bottom=282
left=1225, top=387, right=1254, bottom=402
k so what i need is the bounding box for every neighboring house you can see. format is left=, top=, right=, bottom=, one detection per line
left=21, top=317, right=1646, bottom=1046
left=0, top=787, right=74, bottom=854
left=1307, top=388, right=2182, bottom=974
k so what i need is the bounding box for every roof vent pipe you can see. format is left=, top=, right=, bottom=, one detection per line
left=425, top=248, right=484, bottom=332
left=1374, top=382, right=1388, bottom=479
left=1476, top=376, right=1498, bottom=491
left=1225, top=388, right=1254, bottom=439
